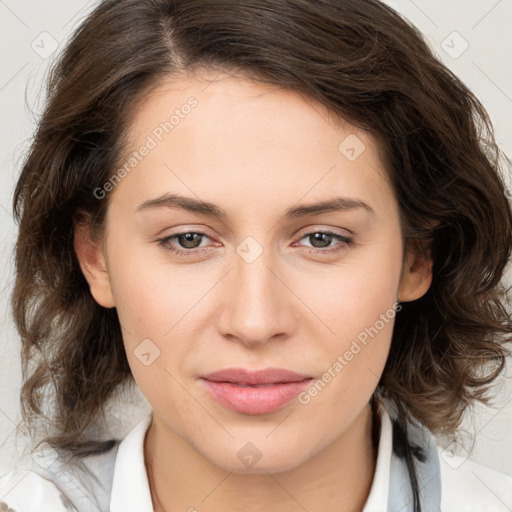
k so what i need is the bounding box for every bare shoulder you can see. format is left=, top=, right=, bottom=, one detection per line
left=0, top=469, right=77, bottom=512
left=438, top=447, right=512, bottom=512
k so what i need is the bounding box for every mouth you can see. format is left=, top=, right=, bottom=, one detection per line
left=199, top=367, right=314, bottom=415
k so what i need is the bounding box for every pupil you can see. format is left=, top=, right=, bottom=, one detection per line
left=312, top=233, right=331, bottom=248
left=180, top=233, right=200, bottom=248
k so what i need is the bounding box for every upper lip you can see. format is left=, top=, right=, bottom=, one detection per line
left=200, top=367, right=313, bottom=385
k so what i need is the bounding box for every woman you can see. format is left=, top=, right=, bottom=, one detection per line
left=0, top=0, right=511, bottom=511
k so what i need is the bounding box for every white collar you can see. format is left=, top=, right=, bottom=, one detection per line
left=362, top=401, right=392, bottom=511
left=110, top=412, right=153, bottom=512
left=109, top=402, right=425, bottom=512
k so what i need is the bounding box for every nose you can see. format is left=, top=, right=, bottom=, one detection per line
left=216, top=246, right=297, bottom=348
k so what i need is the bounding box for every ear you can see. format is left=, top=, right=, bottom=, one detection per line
left=73, top=219, right=116, bottom=308
left=398, top=240, right=433, bottom=303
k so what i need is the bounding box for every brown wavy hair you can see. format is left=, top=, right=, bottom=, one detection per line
left=11, top=0, right=511, bottom=476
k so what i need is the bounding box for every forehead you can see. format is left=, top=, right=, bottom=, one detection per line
left=124, top=68, right=383, bottom=160
left=109, top=69, right=395, bottom=222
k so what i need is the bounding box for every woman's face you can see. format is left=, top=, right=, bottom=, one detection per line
left=77, top=69, right=431, bottom=473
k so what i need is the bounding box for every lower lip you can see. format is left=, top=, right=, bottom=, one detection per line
left=200, top=378, right=313, bottom=415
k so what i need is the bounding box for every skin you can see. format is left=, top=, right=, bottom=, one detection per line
left=75, top=69, right=432, bottom=512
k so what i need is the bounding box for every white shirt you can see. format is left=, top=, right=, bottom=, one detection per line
left=0, top=403, right=510, bottom=511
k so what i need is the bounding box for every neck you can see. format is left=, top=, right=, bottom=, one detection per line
left=145, top=403, right=377, bottom=512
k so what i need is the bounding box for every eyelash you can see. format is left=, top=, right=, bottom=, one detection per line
left=155, top=230, right=353, bottom=257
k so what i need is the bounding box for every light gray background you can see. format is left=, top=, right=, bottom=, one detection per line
left=1, top=0, right=511, bottom=480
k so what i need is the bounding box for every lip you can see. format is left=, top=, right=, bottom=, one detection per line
left=199, top=367, right=314, bottom=415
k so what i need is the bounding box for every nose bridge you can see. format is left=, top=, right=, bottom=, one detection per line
left=237, top=246, right=275, bottom=306
left=219, top=237, right=292, bottom=346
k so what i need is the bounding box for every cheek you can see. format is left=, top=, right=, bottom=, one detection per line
left=303, top=238, right=402, bottom=343
left=106, top=225, right=204, bottom=338
left=299, top=237, right=402, bottom=397
left=105, top=236, right=221, bottom=401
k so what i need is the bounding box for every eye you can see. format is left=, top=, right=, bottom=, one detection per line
left=156, top=231, right=214, bottom=257
left=156, top=229, right=353, bottom=257
left=293, top=230, right=353, bottom=254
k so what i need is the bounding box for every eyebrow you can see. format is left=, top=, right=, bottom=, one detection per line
left=136, top=193, right=375, bottom=219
